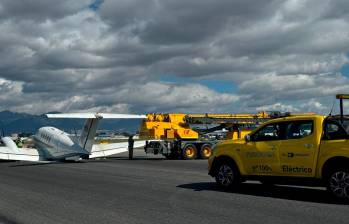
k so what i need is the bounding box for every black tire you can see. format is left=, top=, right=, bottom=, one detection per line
left=199, top=144, right=212, bottom=159
left=182, top=144, right=197, bottom=160
left=80, top=155, right=89, bottom=160
left=215, top=160, right=240, bottom=189
left=326, top=168, right=349, bottom=200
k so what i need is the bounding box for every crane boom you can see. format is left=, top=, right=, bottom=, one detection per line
left=139, top=111, right=291, bottom=160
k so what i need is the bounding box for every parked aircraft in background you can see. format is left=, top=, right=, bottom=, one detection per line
left=0, top=113, right=146, bottom=161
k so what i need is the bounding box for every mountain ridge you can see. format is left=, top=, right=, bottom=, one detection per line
left=0, top=111, right=141, bottom=135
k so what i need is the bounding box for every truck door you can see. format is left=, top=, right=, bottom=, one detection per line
left=279, top=120, right=317, bottom=177
left=241, top=123, right=283, bottom=175
left=319, top=119, right=349, bottom=167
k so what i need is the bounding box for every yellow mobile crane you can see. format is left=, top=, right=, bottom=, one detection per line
left=139, top=111, right=287, bottom=159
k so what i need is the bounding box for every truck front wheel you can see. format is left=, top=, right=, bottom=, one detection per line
left=215, top=161, right=240, bottom=189
left=327, top=168, right=349, bottom=199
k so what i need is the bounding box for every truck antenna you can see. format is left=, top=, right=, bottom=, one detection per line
left=328, top=99, right=335, bottom=116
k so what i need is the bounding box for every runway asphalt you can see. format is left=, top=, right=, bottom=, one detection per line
left=0, top=149, right=348, bottom=224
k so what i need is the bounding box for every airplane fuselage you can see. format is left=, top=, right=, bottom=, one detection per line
left=33, top=127, right=89, bottom=160
left=0, top=113, right=146, bottom=162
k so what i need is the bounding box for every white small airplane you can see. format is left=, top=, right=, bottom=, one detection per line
left=0, top=113, right=146, bottom=162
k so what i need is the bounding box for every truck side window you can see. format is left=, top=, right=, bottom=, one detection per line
left=324, top=121, right=347, bottom=140
left=252, top=124, right=281, bottom=141
left=286, top=121, right=313, bottom=139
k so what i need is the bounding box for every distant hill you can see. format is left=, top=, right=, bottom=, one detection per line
left=0, top=111, right=142, bottom=135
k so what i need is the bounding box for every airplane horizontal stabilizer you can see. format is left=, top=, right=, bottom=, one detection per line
left=98, top=113, right=146, bottom=119
left=46, top=113, right=146, bottom=119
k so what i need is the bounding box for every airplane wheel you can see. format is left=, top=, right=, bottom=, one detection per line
left=81, top=155, right=89, bottom=160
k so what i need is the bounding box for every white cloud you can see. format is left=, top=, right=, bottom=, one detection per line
left=113, top=82, right=240, bottom=112
left=0, top=77, right=240, bottom=114
left=256, top=100, right=328, bottom=114
left=239, top=73, right=349, bottom=105
left=256, top=103, right=300, bottom=113
left=0, top=0, right=348, bottom=115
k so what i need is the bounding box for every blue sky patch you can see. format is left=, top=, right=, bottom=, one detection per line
left=197, top=80, right=236, bottom=93
left=341, top=64, right=349, bottom=77
left=160, top=75, right=236, bottom=93
left=89, top=0, right=104, bottom=11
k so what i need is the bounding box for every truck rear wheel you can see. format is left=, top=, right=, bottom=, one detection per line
left=215, top=161, right=240, bottom=189
left=200, top=144, right=212, bottom=159
left=327, top=168, right=349, bottom=200
left=182, top=144, right=197, bottom=160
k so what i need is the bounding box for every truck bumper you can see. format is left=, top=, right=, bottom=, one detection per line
left=208, top=156, right=215, bottom=176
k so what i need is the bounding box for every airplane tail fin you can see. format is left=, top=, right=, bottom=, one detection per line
left=46, top=113, right=146, bottom=153
left=79, top=118, right=100, bottom=153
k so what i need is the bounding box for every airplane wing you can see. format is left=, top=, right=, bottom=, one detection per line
left=0, top=146, right=43, bottom=161
left=46, top=113, right=146, bottom=119
left=0, top=137, right=44, bottom=161
left=90, top=140, right=146, bottom=158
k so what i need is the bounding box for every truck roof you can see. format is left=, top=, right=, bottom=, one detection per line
left=262, top=114, right=326, bottom=124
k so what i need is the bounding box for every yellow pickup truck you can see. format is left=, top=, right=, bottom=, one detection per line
left=208, top=114, right=349, bottom=199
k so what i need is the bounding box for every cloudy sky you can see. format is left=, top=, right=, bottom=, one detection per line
left=0, top=0, right=349, bottom=115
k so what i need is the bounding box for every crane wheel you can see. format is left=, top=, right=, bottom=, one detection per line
left=183, top=144, right=197, bottom=160
left=200, top=144, right=212, bottom=159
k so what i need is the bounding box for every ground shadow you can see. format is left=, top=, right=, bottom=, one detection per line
left=177, top=182, right=349, bottom=205
left=106, top=156, right=166, bottom=161
left=5, top=156, right=166, bottom=166
left=0, top=160, right=16, bottom=163
left=8, top=160, right=86, bottom=167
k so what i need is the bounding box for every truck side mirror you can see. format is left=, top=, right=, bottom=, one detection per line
left=244, top=135, right=251, bottom=142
